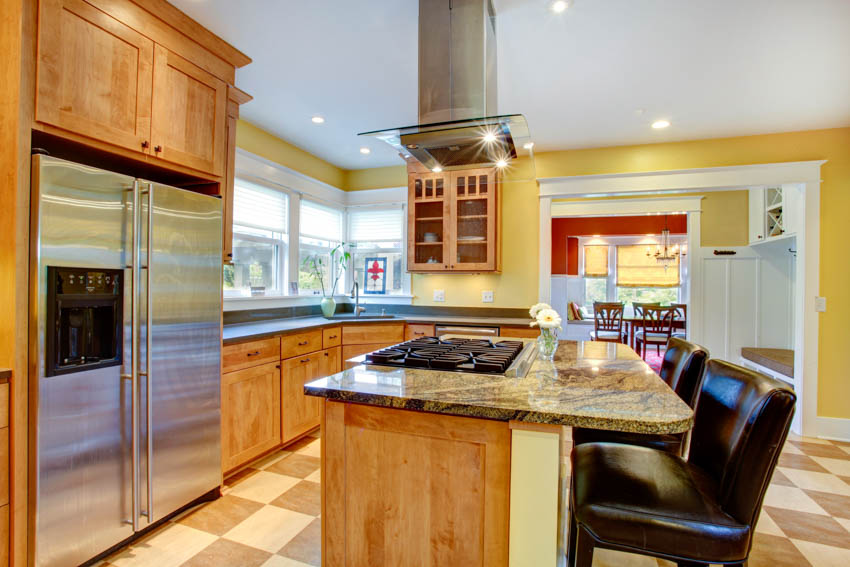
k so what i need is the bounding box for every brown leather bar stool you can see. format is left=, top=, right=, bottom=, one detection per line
left=588, top=302, right=625, bottom=343
left=571, top=337, right=708, bottom=456
left=568, top=360, right=796, bottom=567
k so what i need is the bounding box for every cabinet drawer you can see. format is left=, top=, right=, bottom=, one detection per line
left=500, top=326, right=539, bottom=339
left=405, top=324, right=435, bottom=341
left=281, top=330, right=323, bottom=359
left=222, top=337, right=280, bottom=373
left=342, top=324, right=404, bottom=345
left=323, top=326, right=341, bottom=348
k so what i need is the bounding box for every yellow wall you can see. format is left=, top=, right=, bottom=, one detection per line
left=236, top=120, right=347, bottom=188
left=345, top=165, right=407, bottom=191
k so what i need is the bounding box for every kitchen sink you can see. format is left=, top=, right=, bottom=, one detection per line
left=323, top=314, right=397, bottom=320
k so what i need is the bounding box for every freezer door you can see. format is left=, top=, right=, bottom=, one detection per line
left=141, top=182, right=222, bottom=524
left=32, top=156, right=136, bottom=566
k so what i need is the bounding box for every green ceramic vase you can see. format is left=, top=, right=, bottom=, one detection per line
left=320, top=297, right=336, bottom=318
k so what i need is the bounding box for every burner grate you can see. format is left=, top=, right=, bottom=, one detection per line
left=363, top=337, right=528, bottom=374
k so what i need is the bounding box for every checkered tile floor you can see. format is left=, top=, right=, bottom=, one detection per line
left=95, top=429, right=850, bottom=567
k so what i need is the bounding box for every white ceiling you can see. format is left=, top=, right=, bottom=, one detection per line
left=172, top=0, right=850, bottom=171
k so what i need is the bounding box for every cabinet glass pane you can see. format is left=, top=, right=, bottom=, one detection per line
left=414, top=201, right=443, bottom=265
left=456, top=196, right=487, bottom=264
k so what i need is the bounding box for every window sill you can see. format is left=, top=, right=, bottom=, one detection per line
left=223, top=293, right=414, bottom=311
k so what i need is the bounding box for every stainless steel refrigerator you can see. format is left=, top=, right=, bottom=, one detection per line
left=31, top=155, right=223, bottom=567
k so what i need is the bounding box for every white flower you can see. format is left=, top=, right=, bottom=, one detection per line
left=531, top=308, right=562, bottom=330
left=529, top=302, right=552, bottom=318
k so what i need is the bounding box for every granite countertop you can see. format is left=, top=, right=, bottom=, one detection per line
left=304, top=340, right=693, bottom=434
left=741, top=347, right=794, bottom=378
left=223, top=313, right=532, bottom=344
left=0, top=368, right=10, bottom=383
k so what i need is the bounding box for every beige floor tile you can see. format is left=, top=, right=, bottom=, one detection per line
left=755, top=509, right=786, bottom=537
left=224, top=506, right=314, bottom=553
left=748, top=533, right=813, bottom=567
left=227, top=471, right=302, bottom=504
left=278, top=517, right=321, bottom=565
left=108, top=524, right=217, bottom=567
left=297, top=439, right=321, bottom=458
left=803, top=490, right=850, bottom=520
left=780, top=442, right=805, bottom=455
left=270, top=480, right=321, bottom=516
left=812, top=456, right=850, bottom=476
left=765, top=507, right=850, bottom=549
left=178, top=494, right=265, bottom=535
left=791, top=539, right=850, bottom=567
left=778, top=453, right=830, bottom=473
left=304, top=469, right=321, bottom=483
left=779, top=468, right=850, bottom=497
left=181, top=539, right=272, bottom=567
left=791, top=441, right=850, bottom=460
left=253, top=451, right=293, bottom=470
left=591, top=548, right=658, bottom=566
left=763, top=484, right=828, bottom=515
left=261, top=555, right=314, bottom=567
left=266, top=454, right=321, bottom=479
left=788, top=434, right=831, bottom=445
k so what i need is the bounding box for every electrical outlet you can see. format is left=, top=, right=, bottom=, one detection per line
left=433, top=289, right=445, bottom=302
left=815, top=296, right=827, bottom=312
left=482, top=290, right=494, bottom=303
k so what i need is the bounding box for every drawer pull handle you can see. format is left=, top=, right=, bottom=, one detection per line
left=300, top=358, right=310, bottom=363
left=246, top=351, right=260, bottom=357
left=324, top=352, right=329, bottom=357
left=414, top=331, right=424, bottom=335
left=275, top=365, right=280, bottom=369
left=298, top=341, right=308, bottom=346
left=328, top=335, right=337, bottom=339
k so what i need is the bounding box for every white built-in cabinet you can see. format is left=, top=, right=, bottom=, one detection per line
left=748, top=185, right=800, bottom=245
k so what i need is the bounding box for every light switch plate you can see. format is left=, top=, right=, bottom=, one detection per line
left=815, top=296, right=827, bottom=312
left=482, top=290, right=494, bottom=303
left=433, top=289, right=445, bottom=302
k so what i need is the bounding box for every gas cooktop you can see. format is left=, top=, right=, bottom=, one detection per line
left=362, top=336, right=536, bottom=376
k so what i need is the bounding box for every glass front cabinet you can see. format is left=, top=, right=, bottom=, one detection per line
left=407, top=167, right=500, bottom=272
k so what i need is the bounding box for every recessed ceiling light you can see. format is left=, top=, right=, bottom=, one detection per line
left=496, top=159, right=508, bottom=168
left=523, top=142, right=534, bottom=150
left=311, top=116, right=325, bottom=124
left=651, top=120, right=670, bottom=129
left=592, top=234, right=601, bottom=238
left=432, top=166, right=443, bottom=173
left=359, top=147, right=371, bottom=154
left=551, top=0, right=568, bottom=13
left=482, top=132, right=497, bottom=143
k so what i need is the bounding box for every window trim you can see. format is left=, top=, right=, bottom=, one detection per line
left=344, top=203, right=410, bottom=297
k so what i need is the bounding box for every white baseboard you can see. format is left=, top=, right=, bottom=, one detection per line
left=816, top=416, right=850, bottom=442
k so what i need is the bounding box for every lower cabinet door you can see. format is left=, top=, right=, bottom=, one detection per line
left=320, top=346, right=342, bottom=376
left=222, top=361, right=281, bottom=472
left=281, top=353, right=322, bottom=443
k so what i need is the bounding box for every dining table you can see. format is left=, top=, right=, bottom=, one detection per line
left=621, top=316, right=687, bottom=350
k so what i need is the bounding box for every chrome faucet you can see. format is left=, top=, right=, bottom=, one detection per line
left=350, top=281, right=366, bottom=317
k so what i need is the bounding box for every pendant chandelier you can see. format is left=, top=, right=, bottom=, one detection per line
left=647, top=215, right=686, bottom=268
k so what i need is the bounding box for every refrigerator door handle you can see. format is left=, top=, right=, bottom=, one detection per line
left=144, top=182, right=154, bottom=522
left=130, top=179, right=141, bottom=532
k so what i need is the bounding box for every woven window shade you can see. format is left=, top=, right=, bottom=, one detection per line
left=617, top=245, right=679, bottom=287
left=583, top=245, right=609, bottom=277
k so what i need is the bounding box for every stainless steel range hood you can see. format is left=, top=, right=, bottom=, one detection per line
left=360, top=0, right=532, bottom=171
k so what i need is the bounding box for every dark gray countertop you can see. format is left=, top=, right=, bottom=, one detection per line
left=223, top=313, right=533, bottom=344
left=304, top=340, right=693, bottom=434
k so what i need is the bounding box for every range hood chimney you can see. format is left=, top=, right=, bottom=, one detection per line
left=360, top=0, right=532, bottom=172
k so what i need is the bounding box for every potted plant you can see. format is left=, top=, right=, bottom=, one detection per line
left=302, top=243, right=351, bottom=317
left=529, top=302, right=563, bottom=361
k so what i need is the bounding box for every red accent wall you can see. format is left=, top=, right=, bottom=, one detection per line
left=552, top=215, right=687, bottom=275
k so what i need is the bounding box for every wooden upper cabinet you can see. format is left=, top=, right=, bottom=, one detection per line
left=407, top=167, right=500, bottom=272
left=36, top=0, right=154, bottom=154
left=151, top=45, right=227, bottom=176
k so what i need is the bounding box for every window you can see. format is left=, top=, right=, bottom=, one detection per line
left=224, top=179, right=288, bottom=296
left=299, top=199, right=344, bottom=295
left=348, top=206, right=405, bottom=295
left=584, top=278, right=607, bottom=306
left=615, top=244, right=680, bottom=305
left=583, top=245, right=609, bottom=277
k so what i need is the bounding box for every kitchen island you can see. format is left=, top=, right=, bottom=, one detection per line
left=305, top=340, right=693, bottom=567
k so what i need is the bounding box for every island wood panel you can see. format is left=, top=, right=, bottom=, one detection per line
left=405, top=323, right=435, bottom=340
left=321, top=401, right=510, bottom=567
left=150, top=45, right=226, bottom=176
left=221, top=361, right=281, bottom=472
left=341, top=323, right=404, bottom=345
left=36, top=0, right=154, bottom=154
left=280, top=329, right=323, bottom=360
left=281, top=353, right=322, bottom=443
left=500, top=326, right=539, bottom=339
left=222, top=337, right=280, bottom=373
left=322, top=327, right=341, bottom=349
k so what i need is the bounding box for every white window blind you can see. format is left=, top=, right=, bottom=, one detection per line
left=300, top=200, right=343, bottom=241
left=233, top=179, right=288, bottom=233
left=349, top=207, right=403, bottom=242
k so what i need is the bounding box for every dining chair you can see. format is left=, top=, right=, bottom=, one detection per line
left=572, top=337, right=708, bottom=456
left=634, top=306, right=675, bottom=359
left=588, top=302, right=625, bottom=343
left=630, top=301, right=661, bottom=348
left=671, top=303, right=688, bottom=339
left=568, top=360, right=796, bottom=567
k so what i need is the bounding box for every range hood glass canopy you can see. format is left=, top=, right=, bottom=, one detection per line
left=359, top=113, right=532, bottom=172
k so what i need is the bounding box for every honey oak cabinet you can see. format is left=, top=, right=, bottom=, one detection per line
left=320, top=346, right=342, bottom=376
left=281, top=352, right=322, bottom=444
left=221, top=361, right=281, bottom=472
left=407, top=168, right=500, bottom=272
left=405, top=323, right=435, bottom=340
